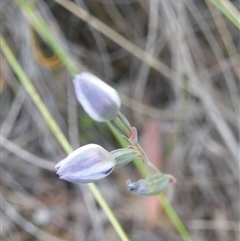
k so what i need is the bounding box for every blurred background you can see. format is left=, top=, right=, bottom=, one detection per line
left=1, top=0, right=239, bottom=240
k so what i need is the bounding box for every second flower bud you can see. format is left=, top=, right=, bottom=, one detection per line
left=55, top=144, right=141, bottom=183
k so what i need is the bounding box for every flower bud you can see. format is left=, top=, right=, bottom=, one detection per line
left=73, top=72, right=121, bottom=122
left=55, top=144, right=116, bottom=183
left=126, top=173, right=175, bottom=196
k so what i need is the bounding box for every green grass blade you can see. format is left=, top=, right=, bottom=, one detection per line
left=0, top=36, right=130, bottom=241
left=208, top=0, right=240, bottom=29
left=16, top=0, right=79, bottom=75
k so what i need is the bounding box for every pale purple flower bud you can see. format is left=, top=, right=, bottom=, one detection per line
left=73, top=72, right=121, bottom=122
left=126, top=173, right=175, bottom=196
left=55, top=144, right=116, bottom=183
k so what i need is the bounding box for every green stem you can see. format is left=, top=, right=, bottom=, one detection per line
left=158, top=194, right=192, bottom=241
left=146, top=161, right=160, bottom=173
left=0, top=36, right=130, bottom=241
left=208, top=0, right=240, bottom=29
left=16, top=0, right=80, bottom=75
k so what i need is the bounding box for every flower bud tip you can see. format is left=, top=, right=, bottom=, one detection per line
left=73, top=72, right=121, bottom=122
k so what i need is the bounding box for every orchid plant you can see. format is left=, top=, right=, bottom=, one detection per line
left=55, top=72, right=176, bottom=196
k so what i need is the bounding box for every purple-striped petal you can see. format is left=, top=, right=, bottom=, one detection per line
left=73, top=72, right=121, bottom=122
left=55, top=144, right=116, bottom=183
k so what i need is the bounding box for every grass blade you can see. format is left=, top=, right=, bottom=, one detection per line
left=208, top=0, right=240, bottom=29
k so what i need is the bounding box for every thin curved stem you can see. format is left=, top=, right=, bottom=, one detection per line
left=158, top=193, right=192, bottom=241
left=146, top=160, right=160, bottom=173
